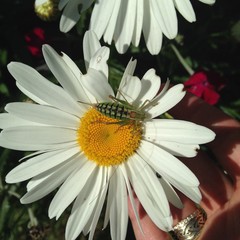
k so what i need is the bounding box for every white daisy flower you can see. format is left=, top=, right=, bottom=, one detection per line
left=59, top=0, right=216, bottom=54
left=0, top=31, right=215, bottom=240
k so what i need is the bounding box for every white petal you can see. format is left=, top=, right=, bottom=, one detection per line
left=83, top=30, right=110, bottom=79
left=126, top=155, right=172, bottom=231
left=144, top=119, right=216, bottom=144
left=117, top=59, right=137, bottom=99
left=61, top=51, right=96, bottom=104
left=82, top=68, right=114, bottom=102
left=89, top=0, right=115, bottom=40
left=198, top=0, right=216, bottom=4
left=143, top=1, right=163, bottom=55
left=151, top=0, right=178, bottom=39
left=124, top=58, right=137, bottom=76
left=0, top=126, right=77, bottom=151
left=59, top=0, right=94, bottom=32
left=114, top=0, right=137, bottom=54
left=118, top=76, right=142, bottom=103
left=42, top=45, right=89, bottom=104
left=165, top=176, right=202, bottom=203
left=120, top=165, right=143, bottom=233
left=174, top=0, right=196, bottom=22
left=83, top=30, right=102, bottom=69
left=103, top=167, right=116, bottom=229
left=88, top=47, right=110, bottom=78
left=65, top=166, right=104, bottom=240
left=142, top=141, right=202, bottom=203
left=61, top=52, right=83, bottom=76
left=102, top=0, right=121, bottom=44
left=156, top=141, right=199, bottom=157
left=134, top=69, right=161, bottom=106
left=60, top=2, right=80, bottom=32
left=158, top=177, right=183, bottom=208
left=16, top=82, right=48, bottom=106
left=20, top=149, right=60, bottom=164
left=127, top=155, right=170, bottom=217
left=49, top=159, right=95, bottom=219
left=26, top=170, right=54, bottom=192
left=58, top=0, right=70, bottom=10
left=138, top=140, right=199, bottom=186
left=109, top=168, right=128, bottom=240
left=6, top=147, right=79, bottom=183
left=147, top=84, right=186, bottom=118
left=7, top=62, right=84, bottom=116
left=0, top=113, right=39, bottom=129
left=87, top=168, right=108, bottom=240
left=132, top=0, right=143, bottom=46
left=20, top=155, right=80, bottom=203
left=5, top=103, right=79, bottom=128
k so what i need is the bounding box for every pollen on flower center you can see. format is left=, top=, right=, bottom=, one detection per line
left=77, top=108, right=142, bottom=166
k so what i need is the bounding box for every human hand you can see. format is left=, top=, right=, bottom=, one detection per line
left=128, top=92, right=240, bottom=240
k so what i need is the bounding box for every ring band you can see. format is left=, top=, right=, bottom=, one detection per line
left=169, top=205, right=207, bottom=240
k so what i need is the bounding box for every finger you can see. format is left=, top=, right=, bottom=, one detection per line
left=169, top=92, right=240, bottom=184
left=180, top=151, right=234, bottom=213
left=166, top=150, right=233, bottom=221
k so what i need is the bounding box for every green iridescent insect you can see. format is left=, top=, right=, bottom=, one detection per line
left=94, top=95, right=149, bottom=125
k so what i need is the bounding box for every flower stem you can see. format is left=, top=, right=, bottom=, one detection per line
left=170, top=44, right=194, bottom=76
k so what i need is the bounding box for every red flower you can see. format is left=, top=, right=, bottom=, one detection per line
left=25, top=27, right=46, bottom=57
left=184, top=71, right=226, bottom=105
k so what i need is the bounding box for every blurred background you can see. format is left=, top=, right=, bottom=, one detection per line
left=0, top=0, right=239, bottom=239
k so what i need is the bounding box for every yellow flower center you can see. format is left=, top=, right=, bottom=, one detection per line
left=34, top=0, right=60, bottom=21
left=77, top=108, right=142, bottom=166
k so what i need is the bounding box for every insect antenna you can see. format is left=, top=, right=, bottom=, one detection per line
left=116, top=89, right=135, bottom=104
left=77, top=100, right=95, bottom=107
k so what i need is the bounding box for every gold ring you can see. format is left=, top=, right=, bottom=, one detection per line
left=168, top=205, right=207, bottom=240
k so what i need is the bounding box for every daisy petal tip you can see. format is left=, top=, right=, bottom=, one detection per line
left=192, top=150, right=198, bottom=157
left=147, top=43, right=162, bottom=55
left=20, top=196, right=29, bottom=205
left=179, top=83, right=186, bottom=92
left=59, top=20, right=70, bottom=33
left=195, top=196, right=202, bottom=205
left=5, top=175, right=11, bottom=184
left=60, top=20, right=75, bottom=33
left=5, top=172, right=16, bottom=184
left=43, top=45, right=60, bottom=60
left=189, top=146, right=200, bottom=158
left=85, top=29, right=98, bottom=40
left=163, top=215, right=174, bottom=231
left=193, top=188, right=202, bottom=203
left=203, top=128, right=216, bottom=143
left=178, top=202, right=184, bottom=209
left=210, top=130, right=216, bottom=141
left=203, top=0, right=216, bottom=5
left=115, top=43, right=129, bottom=55
left=48, top=210, right=56, bottom=220
left=171, top=83, right=185, bottom=94
left=7, top=62, right=12, bottom=69
left=96, top=46, right=110, bottom=61
left=7, top=61, right=17, bottom=72
left=42, top=44, right=52, bottom=53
